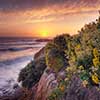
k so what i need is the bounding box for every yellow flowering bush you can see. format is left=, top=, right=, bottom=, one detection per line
left=78, top=65, right=84, bottom=70
left=47, top=15, right=100, bottom=100
left=93, top=57, right=100, bottom=67
left=92, top=73, right=99, bottom=84
left=93, top=48, right=99, bottom=58
left=93, top=48, right=100, bottom=67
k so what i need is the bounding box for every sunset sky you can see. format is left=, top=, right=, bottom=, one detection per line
left=0, top=0, right=100, bottom=38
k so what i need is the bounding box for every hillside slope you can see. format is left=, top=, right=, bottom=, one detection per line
left=18, top=16, right=100, bottom=100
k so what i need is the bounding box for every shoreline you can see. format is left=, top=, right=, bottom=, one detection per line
left=0, top=57, right=31, bottom=96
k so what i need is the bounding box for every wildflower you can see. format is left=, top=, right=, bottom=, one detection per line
left=78, top=65, right=84, bottom=70
left=59, top=85, right=65, bottom=92
left=93, top=57, right=100, bottom=67
left=92, top=73, right=99, bottom=84
left=82, top=80, right=88, bottom=87
left=64, top=78, right=69, bottom=81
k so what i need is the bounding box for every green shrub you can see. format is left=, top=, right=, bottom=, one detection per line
left=77, top=54, right=93, bottom=70
left=45, top=47, right=67, bottom=72
left=54, top=34, right=70, bottom=50
left=48, top=88, right=63, bottom=100
left=18, top=57, right=46, bottom=89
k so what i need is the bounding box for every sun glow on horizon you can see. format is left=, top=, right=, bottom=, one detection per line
left=38, top=29, right=50, bottom=38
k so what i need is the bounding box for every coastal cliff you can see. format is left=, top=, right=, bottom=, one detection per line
left=18, top=16, right=100, bottom=100
left=2, top=16, right=100, bottom=100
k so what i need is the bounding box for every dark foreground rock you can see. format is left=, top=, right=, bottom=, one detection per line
left=0, top=85, right=23, bottom=100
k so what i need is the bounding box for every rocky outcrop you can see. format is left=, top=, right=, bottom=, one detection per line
left=34, top=68, right=66, bottom=100
left=34, top=71, right=57, bottom=100
left=0, top=84, right=23, bottom=100
left=34, top=74, right=100, bottom=100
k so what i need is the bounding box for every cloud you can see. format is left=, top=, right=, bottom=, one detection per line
left=0, top=0, right=64, bottom=12
left=0, top=0, right=100, bottom=24
left=0, top=0, right=100, bottom=12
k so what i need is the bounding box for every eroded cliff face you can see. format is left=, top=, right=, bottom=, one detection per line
left=34, top=73, right=100, bottom=100
left=34, top=69, right=67, bottom=100
left=34, top=72, right=57, bottom=100
left=18, top=16, right=100, bottom=100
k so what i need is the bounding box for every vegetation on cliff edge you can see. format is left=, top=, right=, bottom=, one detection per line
left=18, top=15, right=100, bottom=100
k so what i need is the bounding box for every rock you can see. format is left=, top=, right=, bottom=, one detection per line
left=34, top=66, right=67, bottom=100
left=34, top=73, right=100, bottom=100
left=0, top=86, right=23, bottom=100
left=34, top=70, right=58, bottom=100
left=35, top=39, right=51, bottom=42
left=13, top=83, right=19, bottom=89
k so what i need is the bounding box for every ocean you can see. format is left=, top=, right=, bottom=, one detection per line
left=0, top=37, right=47, bottom=96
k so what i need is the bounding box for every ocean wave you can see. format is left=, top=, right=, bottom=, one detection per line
left=0, top=37, right=48, bottom=98
left=0, top=43, right=46, bottom=52
left=0, top=55, right=33, bottom=68
left=0, top=47, right=38, bottom=52
left=0, top=42, right=39, bottom=46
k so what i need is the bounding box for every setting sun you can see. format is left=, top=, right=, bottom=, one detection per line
left=39, top=30, right=49, bottom=38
